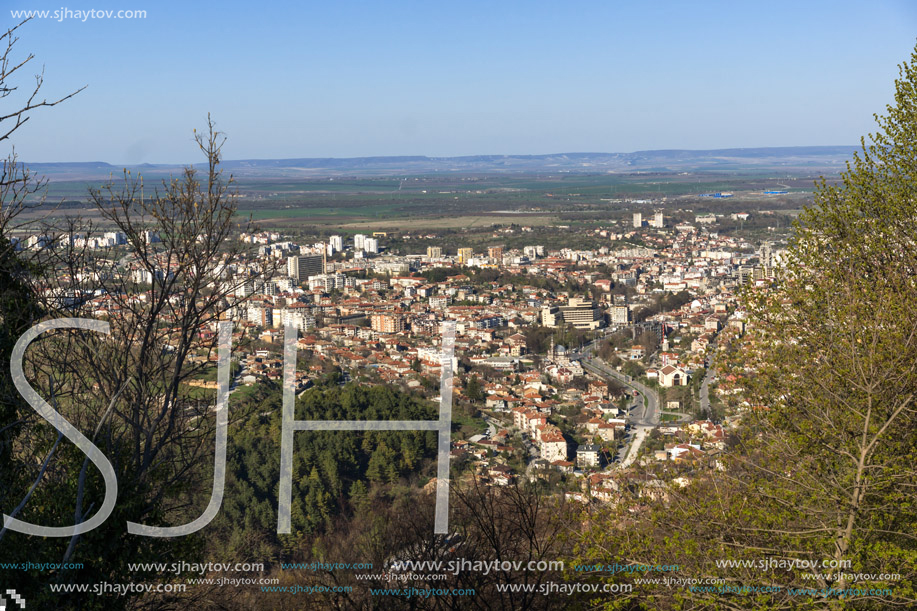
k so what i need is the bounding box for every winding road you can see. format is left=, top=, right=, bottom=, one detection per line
left=578, top=344, right=661, bottom=469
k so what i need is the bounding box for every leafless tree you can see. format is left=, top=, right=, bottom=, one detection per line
left=270, top=477, right=575, bottom=611
left=17, top=117, right=282, bottom=563
left=0, top=18, right=84, bottom=236
left=0, top=16, right=85, bottom=540
left=0, top=115, right=281, bottom=611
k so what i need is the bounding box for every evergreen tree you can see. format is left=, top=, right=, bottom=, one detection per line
left=466, top=374, right=484, bottom=403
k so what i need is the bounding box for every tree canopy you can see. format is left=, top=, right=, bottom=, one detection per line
left=575, top=44, right=917, bottom=610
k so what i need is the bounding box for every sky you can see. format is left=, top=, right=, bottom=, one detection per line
left=4, top=0, right=917, bottom=163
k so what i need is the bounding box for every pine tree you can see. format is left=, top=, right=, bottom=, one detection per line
left=466, top=375, right=484, bottom=403
left=348, top=480, right=369, bottom=514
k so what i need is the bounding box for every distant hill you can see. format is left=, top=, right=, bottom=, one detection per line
left=25, top=146, right=859, bottom=181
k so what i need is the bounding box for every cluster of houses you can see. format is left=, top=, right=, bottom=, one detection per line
left=29, top=220, right=762, bottom=500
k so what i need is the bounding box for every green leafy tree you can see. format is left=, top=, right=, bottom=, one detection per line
left=575, top=45, right=917, bottom=610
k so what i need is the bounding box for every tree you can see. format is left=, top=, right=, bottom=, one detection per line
left=0, top=19, right=104, bottom=608
left=2, top=118, right=274, bottom=609
left=0, top=16, right=84, bottom=494
left=466, top=374, right=484, bottom=403
left=576, top=45, right=917, bottom=610
left=274, top=477, right=575, bottom=611
left=637, top=330, right=659, bottom=357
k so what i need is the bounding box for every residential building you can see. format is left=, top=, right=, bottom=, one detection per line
left=576, top=444, right=601, bottom=469
left=371, top=313, right=405, bottom=334
left=610, top=305, right=630, bottom=325
left=281, top=308, right=316, bottom=332
left=539, top=426, right=568, bottom=462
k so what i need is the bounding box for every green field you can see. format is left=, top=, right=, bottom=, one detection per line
left=21, top=170, right=824, bottom=233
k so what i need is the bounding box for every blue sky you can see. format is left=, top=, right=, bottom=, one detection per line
left=5, top=0, right=917, bottom=162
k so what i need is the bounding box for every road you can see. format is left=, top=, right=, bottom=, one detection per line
left=469, top=416, right=498, bottom=444
left=700, top=351, right=716, bottom=419
left=580, top=356, right=660, bottom=427
left=228, top=365, right=244, bottom=394
left=579, top=343, right=661, bottom=469
left=700, top=372, right=711, bottom=418
left=483, top=416, right=498, bottom=438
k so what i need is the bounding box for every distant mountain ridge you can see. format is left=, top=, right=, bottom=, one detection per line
left=25, top=146, right=859, bottom=180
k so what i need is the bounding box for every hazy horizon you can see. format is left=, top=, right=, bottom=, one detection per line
left=22, top=144, right=860, bottom=167
left=5, top=0, right=916, bottom=163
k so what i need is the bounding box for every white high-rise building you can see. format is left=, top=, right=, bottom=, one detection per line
left=329, top=235, right=343, bottom=253
left=308, top=273, right=346, bottom=291
left=633, top=213, right=643, bottom=228
left=27, top=235, right=52, bottom=249
left=363, top=237, right=379, bottom=254
left=247, top=305, right=272, bottom=327
left=354, top=234, right=367, bottom=251
left=281, top=309, right=315, bottom=332
left=611, top=305, right=630, bottom=324
left=104, top=231, right=127, bottom=245
left=523, top=245, right=544, bottom=259
left=653, top=212, right=664, bottom=228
